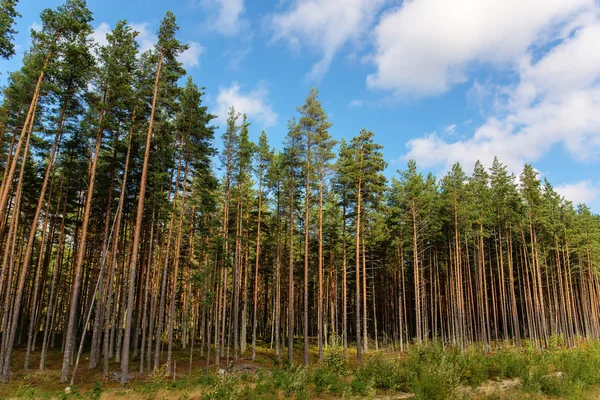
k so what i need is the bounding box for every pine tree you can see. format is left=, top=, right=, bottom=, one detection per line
left=1, top=0, right=94, bottom=382
left=0, top=0, right=20, bottom=59
left=121, top=11, right=188, bottom=383
left=467, top=161, right=492, bottom=348
left=252, top=131, right=272, bottom=360
left=344, top=129, right=386, bottom=361
left=86, top=20, right=139, bottom=371
left=283, top=119, right=302, bottom=362
left=232, top=115, right=254, bottom=362
left=295, top=88, right=332, bottom=365
left=392, top=160, right=426, bottom=343
left=333, top=138, right=352, bottom=356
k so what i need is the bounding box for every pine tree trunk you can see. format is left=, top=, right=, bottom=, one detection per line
left=318, top=176, right=324, bottom=361
left=167, top=160, right=189, bottom=373
left=303, top=141, right=311, bottom=366
left=251, top=174, right=263, bottom=360
left=60, top=103, right=106, bottom=383
left=355, top=175, right=362, bottom=362
left=288, top=173, right=295, bottom=363
left=122, top=51, right=163, bottom=383
left=0, top=97, right=38, bottom=381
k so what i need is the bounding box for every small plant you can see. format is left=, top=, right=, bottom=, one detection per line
left=202, top=374, right=239, bottom=400
left=16, top=384, right=38, bottom=400
left=410, top=362, right=460, bottom=400
left=324, top=335, right=347, bottom=373
left=149, top=363, right=170, bottom=382
left=405, top=343, right=460, bottom=400
left=312, top=366, right=345, bottom=395
left=89, top=381, right=103, bottom=400
left=453, top=347, right=489, bottom=387
left=355, top=355, right=410, bottom=391
left=272, top=364, right=309, bottom=396
left=488, top=347, right=527, bottom=379
left=539, top=373, right=572, bottom=397
left=350, top=373, right=375, bottom=397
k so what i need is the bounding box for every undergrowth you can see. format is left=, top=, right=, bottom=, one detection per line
left=5, top=339, right=600, bottom=399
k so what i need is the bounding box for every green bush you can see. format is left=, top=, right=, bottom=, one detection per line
left=271, top=364, right=309, bottom=398
left=312, top=367, right=345, bottom=395
left=324, top=336, right=347, bottom=373
left=488, top=347, right=527, bottom=379
left=89, top=381, right=103, bottom=400
left=355, top=356, right=410, bottom=391
left=411, top=362, right=460, bottom=400
left=453, top=347, right=489, bottom=386
left=350, top=373, right=374, bottom=396
left=539, top=374, right=572, bottom=397
left=560, top=344, right=600, bottom=387
left=403, top=343, right=461, bottom=400
left=202, top=375, right=239, bottom=400
left=16, top=384, right=39, bottom=400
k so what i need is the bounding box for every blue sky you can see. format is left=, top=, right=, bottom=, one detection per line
left=2, top=0, right=600, bottom=211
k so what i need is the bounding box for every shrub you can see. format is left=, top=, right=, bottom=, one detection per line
left=271, top=364, right=309, bottom=397
left=488, top=347, right=527, bottom=379
left=405, top=343, right=460, bottom=400
left=539, top=374, right=572, bottom=397
left=453, top=347, right=489, bottom=387
left=202, top=375, right=239, bottom=400
left=312, top=367, right=345, bottom=395
left=350, top=373, right=374, bottom=396
left=560, top=344, right=600, bottom=387
left=324, top=336, right=347, bottom=373
left=16, top=384, right=39, bottom=400
left=89, top=381, right=103, bottom=400
left=410, top=359, right=460, bottom=400
left=355, top=356, right=410, bottom=392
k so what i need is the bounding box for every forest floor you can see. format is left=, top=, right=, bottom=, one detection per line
left=2, top=339, right=600, bottom=399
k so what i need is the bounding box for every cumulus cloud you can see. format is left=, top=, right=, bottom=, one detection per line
left=556, top=181, right=600, bottom=205
left=91, top=22, right=157, bottom=54
left=197, top=0, right=248, bottom=36
left=214, top=82, right=278, bottom=128
left=270, top=0, right=385, bottom=80
left=398, top=2, right=600, bottom=177
left=130, top=22, right=157, bottom=54
left=90, top=22, right=111, bottom=48
left=367, top=0, right=593, bottom=96
left=90, top=22, right=202, bottom=68
left=178, top=41, right=204, bottom=68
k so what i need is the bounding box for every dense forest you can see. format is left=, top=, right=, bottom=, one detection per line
left=0, top=0, right=599, bottom=388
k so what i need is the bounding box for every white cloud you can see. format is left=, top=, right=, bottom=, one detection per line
left=348, top=99, right=363, bottom=108
left=214, top=82, right=278, bottom=128
left=444, top=124, right=457, bottom=135
left=224, top=44, right=252, bottom=70
left=556, top=181, right=600, bottom=205
left=367, top=0, right=593, bottom=96
left=130, top=23, right=156, bottom=54
left=29, top=22, right=42, bottom=32
left=399, top=3, right=600, bottom=178
left=270, top=0, right=385, bottom=80
left=90, top=22, right=201, bottom=68
left=178, top=41, right=204, bottom=68
left=91, top=22, right=156, bottom=54
left=198, top=0, right=248, bottom=36
left=90, top=22, right=111, bottom=48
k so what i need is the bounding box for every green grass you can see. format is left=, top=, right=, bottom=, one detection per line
left=4, top=339, right=600, bottom=399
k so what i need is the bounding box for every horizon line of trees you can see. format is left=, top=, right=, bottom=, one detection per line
left=1, top=0, right=600, bottom=387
